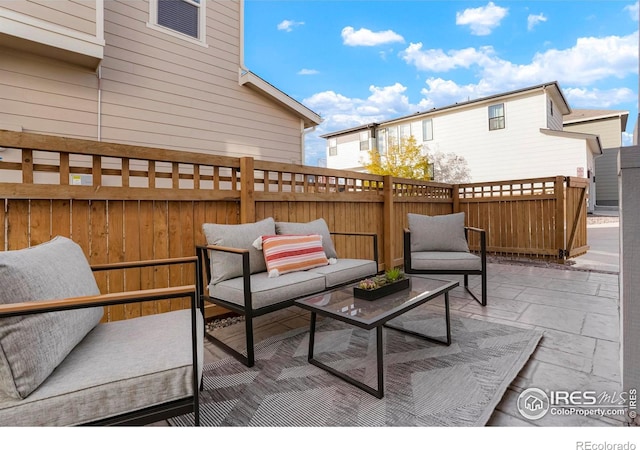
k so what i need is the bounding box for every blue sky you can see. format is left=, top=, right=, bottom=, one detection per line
left=244, top=0, right=639, bottom=166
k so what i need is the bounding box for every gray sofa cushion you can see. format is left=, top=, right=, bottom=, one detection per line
left=0, top=236, right=104, bottom=399
left=275, top=218, right=338, bottom=259
left=308, top=258, right=377, bottom=288
left=203, top=218, right=276, bottom=284
left=410, top=251, right=482, bottom=271
left=408, top=212, right=469, bottom=252
left=0, top=309, right=203, bottom=426
left=209, top=271, right=326, bottom=310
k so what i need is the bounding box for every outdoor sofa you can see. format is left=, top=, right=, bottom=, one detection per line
left=197, top=217, right=379, bottom=367
left=0, top=236, right=203, bottom=426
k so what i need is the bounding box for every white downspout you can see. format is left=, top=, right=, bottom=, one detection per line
left=97, top=63, right=102, bottom=141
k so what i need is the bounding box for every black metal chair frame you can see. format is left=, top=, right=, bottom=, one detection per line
left=197, top=231, right=378, bottom=368
left=403, top=227, right=487, bottom=306
left=0, top=256, right=202, bottom=426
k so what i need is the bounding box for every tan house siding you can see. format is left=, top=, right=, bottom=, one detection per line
left=1, top=0, right=97, bottom=36
left=563, top=118, right=623, bottom=148
left=98, top=0, right=303, bottom=163
left=0, top=0, right=315, bottom=165
left=564, top=116, right=626, bottom=206
left=0, top=47, right=99, bottom=138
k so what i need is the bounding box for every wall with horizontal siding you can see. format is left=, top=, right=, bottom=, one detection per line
left=1, top=0, right=97, bottom=36
left=564, top=117, right=624, bottom=206
left=0, top=0, right=308, bottom=165
left=327, top=91, right=593, bottom=183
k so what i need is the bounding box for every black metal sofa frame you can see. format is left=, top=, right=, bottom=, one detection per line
left=197, top=231, right=378, bottom=368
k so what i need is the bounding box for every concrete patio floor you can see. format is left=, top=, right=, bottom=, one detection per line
left=202, top=260, right=625, bottom=427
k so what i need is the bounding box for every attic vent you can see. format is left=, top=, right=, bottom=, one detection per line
left=158, top=0, right=200, bottom=39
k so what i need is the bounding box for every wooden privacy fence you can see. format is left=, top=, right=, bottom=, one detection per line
left=0, top=131, right=588, bottom=320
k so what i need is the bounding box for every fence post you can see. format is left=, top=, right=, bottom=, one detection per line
left=452, top=184, right=460, bottom=213
left=240, top=157, right=256, bottom=224
left=554, top=176, right=566, bottom=263
left=383, top=175, right=394, bottom=271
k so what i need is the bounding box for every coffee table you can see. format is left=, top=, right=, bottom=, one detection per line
left=294, top=275, right=458, bottom=399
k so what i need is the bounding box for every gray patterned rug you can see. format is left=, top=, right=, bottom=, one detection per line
left=171, top=311, right=542, bottom=427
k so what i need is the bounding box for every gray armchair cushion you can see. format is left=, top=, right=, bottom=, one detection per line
left=0, top=236, right=104, bottom=399
left=202, top=218, right=276, bottom=284
left=275, top=218, right=338, bottom=259
left=410, top=251, right=482, bottom=271
left=408, top=212, right=469, bottom=252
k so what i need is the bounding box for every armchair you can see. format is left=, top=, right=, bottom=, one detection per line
left=403, top=212, right=487, bottom=306
left=0, top=236, right=202, bottom=426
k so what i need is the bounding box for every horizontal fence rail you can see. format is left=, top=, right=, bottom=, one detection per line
left=0, top=131, right=588, bottom=321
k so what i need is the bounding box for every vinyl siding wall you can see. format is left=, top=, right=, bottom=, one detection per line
left=0, top=0, right=306, bottom=165
left=328, top=90, right=587, bottom=182
left=564, top=117, right=624, bottom=206
left=1, top=0, right=97, bottom=36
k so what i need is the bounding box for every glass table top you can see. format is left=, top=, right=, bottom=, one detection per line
left=295, top=275, right=458, bottom=327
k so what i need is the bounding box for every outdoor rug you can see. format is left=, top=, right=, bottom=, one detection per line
left=170, top=311, right=543, bottom=427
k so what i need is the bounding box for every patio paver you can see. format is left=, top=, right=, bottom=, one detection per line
left=200, top=261, right=625, bottom=427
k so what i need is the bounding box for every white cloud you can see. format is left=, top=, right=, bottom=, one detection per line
left=456, top=2, right=508, bottom=36
left=277, top=20, right=304, bottom=32
left=341, top=26, right=405, bottom=47
left=564, top=87, right=636, bottom=108
left=298, top=69, right=319, bottom=75
left=624, top=1, right=639, bottom=21
left=527, top=13, right=547, bottom=31
left=304, top=83, right=417, bottom=132
left=402, top=32, right=639, bottom=87
left=622, top=132, right=634, bottom=146
left=400, top=43, right=496, bottom=72
left=419, top=78, right=498, bottom=107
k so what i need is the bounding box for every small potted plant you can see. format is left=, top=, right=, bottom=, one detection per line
left=354, top=268, right=410, bottom=300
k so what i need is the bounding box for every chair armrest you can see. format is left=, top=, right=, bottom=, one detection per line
left=91, top=256, right=197, bottom=271
left=330, top=231, right=379, bottom=264
left=465, top=227, right=487, bottom=263
left=0, top=285, right=196, bottom=319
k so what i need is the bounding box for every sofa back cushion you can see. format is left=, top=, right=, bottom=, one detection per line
left=408, top=212, right=470, bottom=253
left=261, top=234, right=329, bottom=277
left=202, top=218, right=276, bottom=284
left=275, top=218, right=338, bottom=259
left=0, top=236, right=104, bottom=399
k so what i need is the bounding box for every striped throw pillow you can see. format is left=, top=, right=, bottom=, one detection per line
left=261, top=234, right=329, bottom=277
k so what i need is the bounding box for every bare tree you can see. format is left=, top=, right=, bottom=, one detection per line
left=426, top=151, right=471, bottom=184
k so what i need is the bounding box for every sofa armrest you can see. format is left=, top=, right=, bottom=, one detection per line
left=330, top=231, right=378, bottom=264
left=196, top=244, right=252, bottom=312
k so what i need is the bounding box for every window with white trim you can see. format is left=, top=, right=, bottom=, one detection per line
left=359, top=131, right=369, bottom=151
left=149, top=0, right=207, bottom=45
left=488, top=103, right=505, bottom=130
left=422, top=119, right=433, bottom=141
left=377, top=129, right=387, bottom=155
left=328, top=138, right=337, bottom=156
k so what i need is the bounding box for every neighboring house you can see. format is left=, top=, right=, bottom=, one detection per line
left=322, top=81, right=602, bottom=212
left=563, top=109, right=629, bottom=207
left=0, top=0, right=321, bottom=166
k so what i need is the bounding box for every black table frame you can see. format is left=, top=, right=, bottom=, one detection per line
left=298, top=278, right=457, bottom=399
